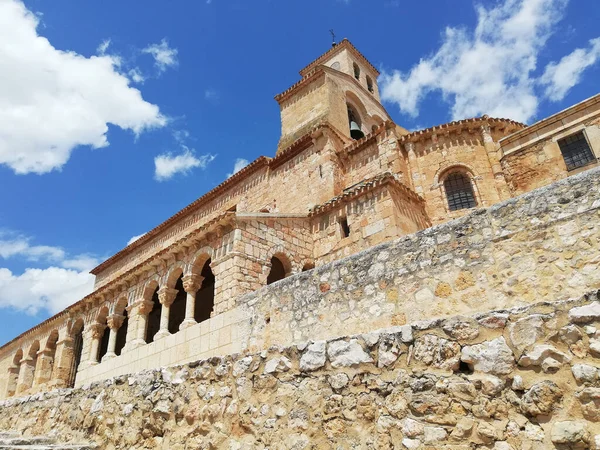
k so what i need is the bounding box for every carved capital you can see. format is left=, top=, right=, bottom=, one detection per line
left=158, top=287, right=179, bottom=307
left=107, top=314, right=125, bottom=330
left=137, top=300, right=155, bottom=316
left=182, top=274, right=204, bottom=294
left=90, top=323, right=105, bottom=340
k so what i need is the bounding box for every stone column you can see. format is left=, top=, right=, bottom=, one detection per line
left=32, top=348, right=55, bottom=389
left=15, top=357, right=36, bottom=395
left=126, top=299, right=154, bottom=350
left=87, top=324, right=105, bottom=366
left=102, top=314, right=124, bottom=361
left=50, top=337, right=74, bottom=388
left=480, top=123, right=511, bottom=200
left=155, top=287, right=178, bottom=340
left=5, top=365, right=19, bottom=397
left=180, top=274, right=204, bottom=330
left=405, top=141, right=423, bottom=195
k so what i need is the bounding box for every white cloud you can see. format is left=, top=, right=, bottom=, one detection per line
left=0, top=236, right=64, bottom=261
left=127, top=233, right=146, bottom=246
left=97, top=38, right=111, bottom=55
left=540, top=37, right=600, bottom=101
left=143, top=38, right=178, bottom=73
left=0, top=234, right=98, bottom=314
left=154, top=149, right=215, bottom=181
left=128, top=67, right=146, bottom=84
left=0, top=0, right=167, bottom=175
left=0, top=267, right=94, bottom=315
left=380, top=0, right=569, bottom=123
left=227, top=158, right=249, bottom=178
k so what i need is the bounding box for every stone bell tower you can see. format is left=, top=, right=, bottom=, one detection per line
left=274, top=39, right=394, bottom=153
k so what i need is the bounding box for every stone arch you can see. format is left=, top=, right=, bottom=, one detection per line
left=195, top=258, right=215, bottom=323
left=5, top=348, right=23, bottom=397
left=266, top=251, right=293, bottom=285
left=165, top=264, right=185, bottom=289
left=113, top=296, right=129, bottom=357
left=189, top=247, right=213, bottom=273
left=168, top=272, right=187, bottom=334
left=95, top=306, right=110, bottom=363
left=434, top=164, right=481, bottom=212
left=301, top=260, right=316, bottom=272
left=145, top=282, right=161, bottom=344
left=16, top=340, right=40, bottom=394
left=34, top=330, right=59, bottom=388
left=65, top=318, right=84, bottom=388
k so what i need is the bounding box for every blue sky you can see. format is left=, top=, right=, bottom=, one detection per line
left=0, top=0, right=598, bottom=345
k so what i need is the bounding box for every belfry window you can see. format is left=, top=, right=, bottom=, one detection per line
left=444, top=172, right=477, bottom=211
left=347, top=105, right=364, bottom=140
left=339, top=216, right=350, bottom=238
left=267, top=255, right=289, bottom=285
left=558, top=132, right=595, bottom=171
left=353, top=63, right=360, bottom=80
left=366, top=76, right=374, bottom=93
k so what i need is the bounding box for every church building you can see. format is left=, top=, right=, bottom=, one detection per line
left=1, top=39, right=599, bottom=398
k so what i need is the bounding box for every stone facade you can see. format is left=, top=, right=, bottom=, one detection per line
left=0, top=39, right=599, bottom=405
left=3, top=292, right=600, bottom=449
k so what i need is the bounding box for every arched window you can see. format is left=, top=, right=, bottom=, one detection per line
left=444, top=172, right=477, bottom=211
left=6, top=349, right=23, bottom=397
left=353, top=62, right=360, bottom=80
left=145, top=287, right=161, bottom=344
left=267, top=255, right=289, bottom=285
left=195, top=259, right=215, bottom=323
left=98, top=325, right=110, bottom=362
left=366, top=76, right=374, bottom=93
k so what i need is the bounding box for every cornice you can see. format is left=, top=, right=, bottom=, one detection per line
left=274, top=67, right=326, bottom=105
left=299, top=38, right=380, bottom=78
left=499, top=93, right=600, bottom=147
left=399, top=116, right=525, bottom=145
left=309, top=172, right=424, bottom=217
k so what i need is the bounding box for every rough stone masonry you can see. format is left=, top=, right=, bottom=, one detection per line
left=3, top=292, right=600, bottom=449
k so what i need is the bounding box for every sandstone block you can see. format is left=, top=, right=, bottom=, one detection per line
left=569, top=302, right=600, bottom=323
left=442, top=316, right=479, bottom=341
left=551, top=421, right=589, bottom=446
left=461, top=337, right=515, bottom=375
left=521, top=381, right=562, bottom=416
left=413, top=335, right=461, bottom=371
left=327, top=339, right=373, bottom=368
left=299, top=341, right=326, bottom=371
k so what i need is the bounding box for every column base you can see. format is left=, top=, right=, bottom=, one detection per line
left=101, top=352, right=117, bottom=362
left=126, top=339, right=147, bottom=351
left=179, top=319, right=197, bottom=330
left=154, top=329, right=171, bottom=341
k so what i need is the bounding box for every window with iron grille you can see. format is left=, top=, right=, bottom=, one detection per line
left=444, top=172, right=477, bottom=211
left=558, top=132, right=595, bottom=171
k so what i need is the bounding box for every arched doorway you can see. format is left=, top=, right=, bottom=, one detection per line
left=267, top=254, right=291, bottom=285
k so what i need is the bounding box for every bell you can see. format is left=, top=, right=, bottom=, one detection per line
left=350, top=121, right=365, bottom=140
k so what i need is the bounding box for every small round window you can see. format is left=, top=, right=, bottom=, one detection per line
left=330, top=62, right=341, bottom=71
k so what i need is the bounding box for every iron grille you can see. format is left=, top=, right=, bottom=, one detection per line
left=444, top=172, right=476, bottom=211
left=558, top=132, right=595, bottom=171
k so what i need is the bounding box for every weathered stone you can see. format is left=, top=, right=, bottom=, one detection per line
left=560, top=324, right=583, bottom=344
left=569, top=302, right=600, bottom=324
left=590, top=338, right=600, bottom=355
left=413, top=335, right=461, bottom=371
left=327, top=339, right=373, bottom=368
left=461, top=337, right=515, bottom=375
left=480, top=375, right=504, bottom=397
left=328, top=373, right=349, bottom=390
left=264, top=356, right=292, bottom=374
left=423, top=426, right=447, bottom=443
left=401, top=418, right=424, bottom=438
left=518, top=344, right=571, bottom=371
left=232, top=356, right=253, bottom=376
left=524, top=423, right=544, bottom=441
left=442, top=316, right=479, bottom=341
left=551, top=421, right=589, bottom=445
left=507, top=315, right=544, bottom=356
left=572, top=364, right=599, bottom=384
left=299, top=341, right=326, bottom=371
left=521, top=381, right=562, bottom=416
left=576, top=387, right=600, bottom=421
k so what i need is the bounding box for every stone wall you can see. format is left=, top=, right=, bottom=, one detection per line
left=500, top=94, right=600, bottom=196
left=4, top=291, right=600, bottom=449
left=240, top=165, right=600, bottom=352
